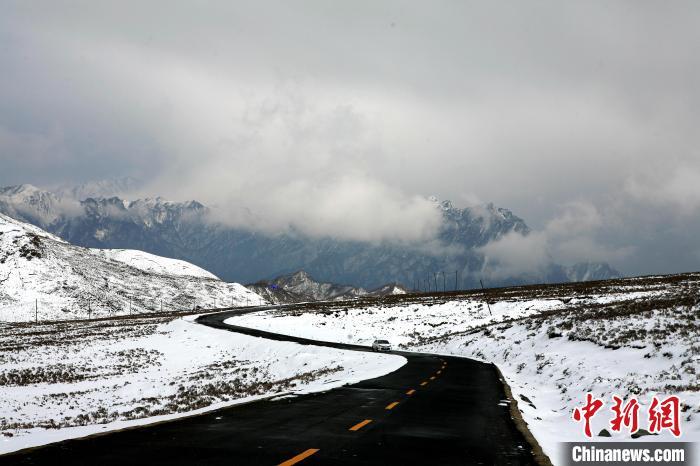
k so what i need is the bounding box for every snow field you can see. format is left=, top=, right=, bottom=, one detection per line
left=227, top=278, right=700, bottom=464
left=0, top=314, right=406, bottom=454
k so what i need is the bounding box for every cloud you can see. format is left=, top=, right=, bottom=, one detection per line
left=625, top=167, right=700, bottom=215
left=479, top=231, right=550, bottom=279
left=206, top=172, right=442, bottom=242
left=0, top=2, right=699, bottom=272
left=478, top=202, right=635, bottom=278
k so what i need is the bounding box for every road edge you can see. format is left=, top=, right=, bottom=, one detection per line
left=494, top=364, right=553, bottom=466
left=0, top=391, right=287, bottom=458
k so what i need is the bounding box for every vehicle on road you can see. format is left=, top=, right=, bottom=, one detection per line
left=371, top=339, right=391, bottom=351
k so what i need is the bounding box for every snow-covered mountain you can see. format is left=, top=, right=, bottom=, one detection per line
left=0, top=184, right=620, bottom=289
left=246, top=270, right=408, bottom=304
left=0, top=184, right=70, bottom=225
left=0, top=213, right=263, bottom=322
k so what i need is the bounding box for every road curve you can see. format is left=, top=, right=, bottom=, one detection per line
left=4, top=308, right=536, bottom=465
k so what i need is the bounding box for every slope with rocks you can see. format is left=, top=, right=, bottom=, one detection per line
left=246, top=270, right=408, bottom=304
left=0, top=213, right=263, bottom=322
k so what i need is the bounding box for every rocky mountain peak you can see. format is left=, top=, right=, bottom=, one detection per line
left=0, top=183, right=621, bottom=289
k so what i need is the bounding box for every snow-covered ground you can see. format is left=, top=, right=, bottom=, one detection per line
left=99, top=249, right=218, bottom=279
left=0, top=213, right=264, bottom=322
left=0, top=314, right=405, bottom=454
left=227, top=274, right=700, bottom=463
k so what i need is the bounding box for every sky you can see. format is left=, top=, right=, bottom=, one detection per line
left=1, top=1, right=700, bottom=276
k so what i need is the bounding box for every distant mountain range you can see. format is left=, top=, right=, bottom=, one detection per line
left=0, top=180, right=621, bottom=289
left=247, top=270, right=407, bottom=304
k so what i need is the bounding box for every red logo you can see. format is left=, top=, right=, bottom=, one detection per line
left=610, top=395, right=640, bottom=434
left=573, top=394, right=682, bottom=438
left=573, top=393, right=604, bottom=437
left=648, top=395, right=681, bottom=437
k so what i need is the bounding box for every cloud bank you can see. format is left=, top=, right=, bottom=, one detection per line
left=1, top=1, right=699, bottom=273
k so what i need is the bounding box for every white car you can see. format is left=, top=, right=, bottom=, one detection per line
left=371, top=339, right=391, bottom=351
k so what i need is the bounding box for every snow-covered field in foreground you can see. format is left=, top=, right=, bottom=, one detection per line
left=0, top=314, right=405, bottom=454
left=227, top=274, right=700, bottom=464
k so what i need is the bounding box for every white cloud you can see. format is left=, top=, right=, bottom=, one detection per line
left=478, top=202, right=635, bottom=278
left=1, top=2, right=700, bottom=273
left=479, top=231, right=550, bottom=279
left=625, top=167, right=700, bottom=215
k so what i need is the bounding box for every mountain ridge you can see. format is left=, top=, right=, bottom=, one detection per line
left=246, top=270, right=408, bottom=304
left=0, top=183, right=621, bottom=289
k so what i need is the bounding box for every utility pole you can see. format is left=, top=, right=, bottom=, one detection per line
left=160, top=299, right=163, bottom=313
left=88, top=299, right=91, bottom=320
left=129, top=297, right=132, bottom=316
left=434, top=273, right=438, bottom=292
left=455, top=270, right=458, bottom=291
left=35, top=299, right=38, bottom=324
left=480, top=279, right=493, bottom=316
left=442, top=271, right=446, bottom=292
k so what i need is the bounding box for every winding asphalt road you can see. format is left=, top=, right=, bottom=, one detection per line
left=3, top=308, right=536, bottom=465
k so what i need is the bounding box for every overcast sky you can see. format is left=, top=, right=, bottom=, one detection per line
left=2, top=1, right=700, bottom=276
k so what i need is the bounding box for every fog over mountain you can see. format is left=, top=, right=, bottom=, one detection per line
left=1, top=2, right=699, bottom=276
left=0, top=183, right=619, bottom=289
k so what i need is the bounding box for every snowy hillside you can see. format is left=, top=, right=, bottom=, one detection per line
left=0, top=213, right=263, bottom=322
left=100, top=249, right=218, bottom=279
left=368, top=282, right=408, bottom=297
left=227, top=274, right=700, bottom=463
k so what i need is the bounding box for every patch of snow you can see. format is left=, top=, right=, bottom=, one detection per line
left=100, top=249, right=218, bottom=279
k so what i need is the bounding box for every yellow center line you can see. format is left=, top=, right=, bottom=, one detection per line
left=385, top=401, right=400, bottom=410
left=278, top=448, right=320, bottom=466
left=437, top=370, right=442, bottom=375
left=349, top=419, right=373, bottom=431
left=406, top=389, right=416, bottom=395
left=420, top=381, right=428, bottom=386
left=430, top=376, right=436, bottom=380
